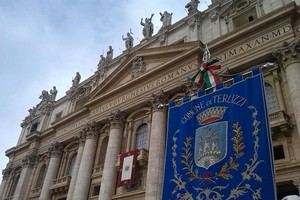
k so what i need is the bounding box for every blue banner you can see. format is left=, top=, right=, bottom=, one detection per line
left=162, top=69, right=276, bottom=199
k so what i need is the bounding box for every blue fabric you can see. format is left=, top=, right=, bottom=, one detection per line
left=162, top=70, right=276, bottom=200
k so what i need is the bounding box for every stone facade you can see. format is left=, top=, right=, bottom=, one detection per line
left=1, top=1, right=300, bottom=199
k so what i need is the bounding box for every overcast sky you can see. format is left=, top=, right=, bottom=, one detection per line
left=0, top=0, right=211, bottom=173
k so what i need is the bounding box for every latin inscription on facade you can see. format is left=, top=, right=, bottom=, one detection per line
left=56, top=118, right=87, bottom=136
left=91, top=61, right=198, bottom=116
left=216, top=25, right=292, bottom=61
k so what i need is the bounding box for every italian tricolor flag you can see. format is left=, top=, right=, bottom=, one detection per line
left=192, top=59, right=221, bottom=88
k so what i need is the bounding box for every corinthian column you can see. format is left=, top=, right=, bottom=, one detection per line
left=98, top=110, right=126, bottom=200
left=145, top=90, right=169, bottom=200
left=73, top=121, right=101, bottom=200
left=66, top=132, right=86, bottom=200
left=273, top=37, right=300, bottom=140
left=0, top=167, right=12, bottom=199
left=40, top=142, right=63, bottom=200
left=12, top=153, right=37, bottom=200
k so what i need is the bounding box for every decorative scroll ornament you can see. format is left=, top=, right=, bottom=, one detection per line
left=2, top=167, right=12, bottom=179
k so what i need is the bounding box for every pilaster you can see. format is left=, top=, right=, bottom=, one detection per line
left=145, top=90, right=169, bottom=200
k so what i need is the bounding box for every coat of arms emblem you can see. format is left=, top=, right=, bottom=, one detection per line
left=194, top=106, right=228, bottom=169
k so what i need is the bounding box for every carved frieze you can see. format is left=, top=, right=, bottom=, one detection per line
left=188, top=15, right=200, bottom=31
left=131, top=56, right=146, bottom=79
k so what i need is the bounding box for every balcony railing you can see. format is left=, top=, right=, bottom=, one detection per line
left=50, top=175, right=71, bottom=194
left=269, top=110, right=292, bottom=135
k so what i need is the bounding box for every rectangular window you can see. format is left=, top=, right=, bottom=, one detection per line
left=233, top=7, right=258, bottom=29
left=273, top=145, right=285, bottom=160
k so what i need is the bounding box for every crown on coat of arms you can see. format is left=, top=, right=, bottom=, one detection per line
left=197, top=106, right=227, bottom=124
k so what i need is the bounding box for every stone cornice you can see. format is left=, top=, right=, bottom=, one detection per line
left=108, top=109, right=126, bottom=130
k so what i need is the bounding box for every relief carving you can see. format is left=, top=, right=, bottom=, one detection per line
left=273, top=37, right=300, bottom=67
left=131, top=56, right=146, bottom=79
left=22, top=153, right=38, bottom=168
left=146, top=90, right=170, bottom=111
left=81, top=121, right=102, bottom=140
left=48, top=142, right=64, bottom=158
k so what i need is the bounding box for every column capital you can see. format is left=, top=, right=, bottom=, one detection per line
left=146, top=90, right=169, bottom=111
left=109, top=109, right=126, bottom=130
left=2, top=167, right=12, bottom=179
left=179, top=78, right=202, bottom=96
left=76, top=131, right=86, bottom=146
left=48, top=142, right=64, bottom=158
left=273, top=37, right=300, bottom=68
left=22, top=153, right=37, bottom=168
left=82, top=121, right=102, bottom=140
left=293, top=177, right=300, bottom=188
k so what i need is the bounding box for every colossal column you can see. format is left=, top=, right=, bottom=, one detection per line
left=98, top=110, right=126, bottom=200
left=273, top=37, right=300, bottom=140
left=40, top=142, right=63, bottom=200
left=145, top=90, right=169, bottom=200
left=0, top=167, right=12, bottom=199
left=73, top=121, right=101, bottom=200
left=12, top=153, right=37, bottom=200
left=66, top=131, right=86, bottom=200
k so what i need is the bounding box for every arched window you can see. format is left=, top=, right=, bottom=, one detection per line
left=68, top=155, right=76, bottom=177
left=99, top=137, right=108, bottom=165
left=265, top=83, right=278, bottom=113
left=35, top=164, right=46, bottom=188
left=136, top=124, right=148, bottom=149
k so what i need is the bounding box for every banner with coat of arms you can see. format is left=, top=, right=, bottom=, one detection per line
left=162, top=68, right=276, bottom=199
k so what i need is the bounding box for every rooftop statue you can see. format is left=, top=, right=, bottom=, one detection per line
left=106, top=46, right=113, bottom=63
left=72, top=72, right=81, bottom=88
left=97, top=55, right=106, bottom=70
left=159, top=11, right=172, bottom=30
left=185, top=0, right=200, bottom=13
left=122, top=32, right=134, bottom=50
left=49, top=86, right=58, bottom=102
left=140, top=14, right=154, bottom=39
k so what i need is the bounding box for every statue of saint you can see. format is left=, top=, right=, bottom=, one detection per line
left=97, top=55, right=106, bottom=70
left=185, top=0, right=200, bottom=13
left=122, top=32, right=134, bottom=50
left=72, top=72, right=81, bottom=87
left=159, top=11, right=172, bottom=30
left=106, top=46, right=113, bottom=62
left=50, top=86, right=58, bottom=102
left=140, top=14, right=154, bottom=39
